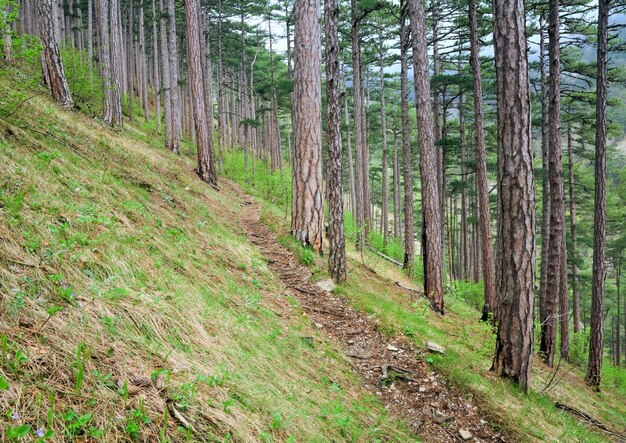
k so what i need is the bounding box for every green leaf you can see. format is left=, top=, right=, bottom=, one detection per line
left=0, top=375, right=9, bottom=391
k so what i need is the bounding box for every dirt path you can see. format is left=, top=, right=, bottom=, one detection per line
left=238, top=194, right=510, bottom=443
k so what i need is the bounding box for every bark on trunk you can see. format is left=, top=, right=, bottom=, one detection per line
left=400, top=0, right=414, bottom=276
left=567, top=125, right=581, bottom=334
left=38, top=0, right=74, bottom=109
left=291, top=0, right=323, bottom=253
left=586, top=0, right=608, bottom=389
left=491, top=0, right=536, bottom=393
left=470, top=0, right=496, bottom=316
left=409, top=0, right=444, bottom=311
left=325, top=0, right=346, bottom=282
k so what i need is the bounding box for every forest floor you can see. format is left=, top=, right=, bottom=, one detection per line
left=237, top=184, right=509, bottom=442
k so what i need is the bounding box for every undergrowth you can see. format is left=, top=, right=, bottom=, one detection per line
left=226, top=152, right=626, bottom=442
left=0, top=60, right=414, bottom=442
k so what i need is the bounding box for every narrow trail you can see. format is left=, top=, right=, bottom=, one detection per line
left=237, top=190, right=511, bottom=443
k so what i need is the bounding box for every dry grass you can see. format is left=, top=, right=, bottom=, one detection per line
left=0, top=69, right=413, bottom=442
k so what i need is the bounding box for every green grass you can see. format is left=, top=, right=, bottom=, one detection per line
left=0, top=61, right=415, bottom=442
left=227, top=151, right=626, bottom=442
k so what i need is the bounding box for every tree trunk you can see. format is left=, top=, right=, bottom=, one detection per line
left=185, top=0, right=216, bottom=187
left=110, top=0, right=123, bottom=127
left=291, top=0, right=323, bottom=253
left=379, top=40, right=389, bottom=245
left=459, top=89, right=468, bottom=281
left=344, top=86, right=356, bottom=215
left=139, top=3, right=149, bottom=122
left=490, top=0, right=536, bottom=393
left=38, top=0, right=74, bottom=109
left=325, top=0, right=346, bottom=282
left=409, top=0, right=444, bottom=311
left=351, top=0, right=365, bottom=248
left=168, top=0, right=181, bottom=152
left=567, top=125, right=581, bottom=334
left=159, top=0, right=173, bottom=150
left=543, top=0, right=569, bottom=365
left=469, top=0, right=496, bottom=314
left=152, top=0, right=161, bottom=133
left=586, top=0, right=608, bottom=390
left=392, top=127, right=401, bottom=240
left=96, top=0, right=113, bottom=124
left=400, top=0, right=414, bottom=276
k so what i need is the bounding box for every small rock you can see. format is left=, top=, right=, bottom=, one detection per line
left=386, top=344, right=400, bottom=352
left=315, top=279, right=336, bottom=292
left=459, top=429, right=472, bottom=441
left=418, top=386, right=427, bottom=393
left=314, top=323, right=324, bottom=329
left=426, top=341, right=446, bottom=354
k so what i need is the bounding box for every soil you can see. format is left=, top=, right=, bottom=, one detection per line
left=237, top=192, right=512, bottom=443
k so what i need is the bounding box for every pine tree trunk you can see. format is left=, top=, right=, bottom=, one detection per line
left=543, top=0, right=569, bottom=365
left=152, top=0, right=161, bottom=133
left=491, top=0, right=536, bottom=393
left=325, top=0, right=346, bottom=282
left=159, top=0, right=173, bottom=150
left=38, top=0, right=74, bottom=109
left=400, top=0, right=414, bottom=276
left=110, top=0, right=123, bottom=127
left=587, top=0, right=608, bottom=389
left=139, top=3, right=149, bottom=122
left=351, top=0, right=365, bottom=248
left=291, top=0, right=323, bottom=253
left=185, top=0, right=216, bottom=187
left=216, top=0, right=225, bottom=170
left=343, top=88, right=356, bottom=215
left=539, top=17, right=552, bottom=349
left=5, top=4, right=13, bottom=62
left=409, top=0, right=444, bottom=311
left=96, top=0, right=113, bottom=124
left=168, top=0, right=181, bottom=152
left=379, top=41, right=389, bottom=245
left=392, top=127, right=401, bottom=240
left=469, top=0, right=496, bottom=315
left=568, top=125, right=581, bottom=333
left=88, top=0, right=93, bottom=82
left=459, top=90, right=468, bottom=281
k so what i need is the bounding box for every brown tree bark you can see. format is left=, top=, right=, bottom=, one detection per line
left=567, top=125, right=581, bottom=334
left=351, top=0, right=365, bottom=248
left=38, top=0, right=74, bottom=109
left=491, top=0, right=536, bottom=393
left=291, top=0, right=323, bottom=252
left=379, top=39, right=389, bottom=245
left=409, top=0, right=444, bottom=311
left=543, top=0, right=569, bottom=365
left=325, top=0, right=346, bottom=282
left=110, top=0, right=123, bottom=127
left=539, top=16, right=552, bottom=353
left=587, top=0, right=608, bottom=389
left=168, top=0, right=182, bottom=152
left=139, top=2, right=149, bottom=122
left=469, top=0, right=496, bottom=315
left=159, top=0, right=173, bottom=150
left=400, top=0, right=414, bottom=276
left=96, top=0, right=113, bottom=124
left=392, top=127, right=401, bottom=240
left=343, top=82, right=356, bottom=215
left=185, top=0, right=216, bottom=187
left=152, top=0, right=161, bottom=133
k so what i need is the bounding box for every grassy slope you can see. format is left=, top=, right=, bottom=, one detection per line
left=0, top=66, right=414, bottom=442
left=227, top=156, right=626, bottom=443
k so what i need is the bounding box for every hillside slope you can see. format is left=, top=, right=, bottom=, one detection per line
left=0, top=67, right=414, bottom=441
left=1, top=63, right=626, bottom=442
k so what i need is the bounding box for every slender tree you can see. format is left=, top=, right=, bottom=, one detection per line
left=409, top=0, right=444, bottom=312
left=38, top=0, right=74, bottom=109
left=469, top=0, right=495, bottom=316
left=586, top=0, right=608, bottom=390
left=491, top=0, right=536, bottom=393
left=291, top=0, right=323, bottom=252
left=325, top=0, right=346, bottom=282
